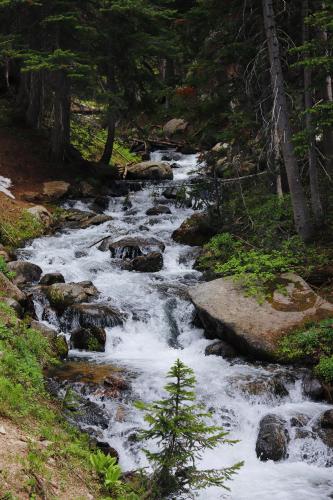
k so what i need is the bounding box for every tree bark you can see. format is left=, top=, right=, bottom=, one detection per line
left=50, top=70, right=70, bottom=162
left=320, top=1, right=333, bottom=172
left=100, top=112, right=115, bottom=164
left=100, top=67, right=116, bottom=165
left=262, top=0, right=313, bottom=241
left=26, top=71, right=44, bottom=129
left=303, top=0, right=323, bottom=225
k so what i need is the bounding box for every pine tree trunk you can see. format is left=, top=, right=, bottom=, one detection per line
left=320, top=1, right=333, bottom=173
left=100, top=112, right=115, bottom=164
left=26, top=71, right=43, bottom=129
left=51, top=70, right=70, bottom=162
left=100, top=68, right=116, bottom=165
left=303, top=0, right=323, bottom=225
left=262, top=0, right=313, bottom=241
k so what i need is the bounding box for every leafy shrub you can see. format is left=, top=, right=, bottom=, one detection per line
left=197, top=233, right=330, bottom=301
left=89, top=450, right=139, bottom=499
left=278, top=319, right=333, bottom=383
left=315, top=356, right=333, bottom=383
left=278, top=318, right=333, bottom=363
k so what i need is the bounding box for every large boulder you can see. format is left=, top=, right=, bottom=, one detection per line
left=46, top=281, right=99, bottom=312
left=64, top=303, right=124, bottom=330
left=27, top=205, right=53, bottom=228
left=100, top=237, right=165, bottom=258
left=126, top=252, right=163, bottom=273
left=172, top=213, right=217, bottom=246
left=7, top=261, right=42, bottom=287
left=126, top=161, right=173, bottom=181
left=256, top=414, right=290, bottom=461
left=0, top=272, right=26, bottom=304
left=43, top=181, right=70, bottom=201
left=189, top=273, right=333, bottom=360
left=163, top=118, right=189, bottom=137
left=70, top=326, right=106, bottom=352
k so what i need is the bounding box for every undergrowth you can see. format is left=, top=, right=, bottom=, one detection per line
left=278, top=318, right=333, bottom=383
left=196, top=195, right=331, bottom=301
left=71, top=114, right=139, bottom=166
left=0, top=210, right=44, bottom=247
left=0, top=301, right=101, bottom=496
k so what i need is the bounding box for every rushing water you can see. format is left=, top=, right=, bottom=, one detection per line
left=21, top=152, right=333, bottom=499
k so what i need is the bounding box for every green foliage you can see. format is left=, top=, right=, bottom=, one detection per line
left=0, top=255, right=14, bottom=280
left=136, top=359, right=243, bottom=499
left=0, top=211, right=43, bottom=247
left=90, top=450, right=140, bottom=499
left=315, top=356, right=333, bottom=383
left=71, top=113, right=139, bottom=166
left=197, top=230, right=329, bottom=301
left=0, top=302, right=54, bottom=419
left=278, top=318, right=333, bottom=383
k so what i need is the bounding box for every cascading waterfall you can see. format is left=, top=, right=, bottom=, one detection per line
left=20, top=151, right=333, bottom=499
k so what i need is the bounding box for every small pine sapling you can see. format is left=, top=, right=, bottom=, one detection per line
left=135, top=359, right=243, bottom=499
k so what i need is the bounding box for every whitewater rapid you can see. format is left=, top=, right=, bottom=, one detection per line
left=21, top=151, right=333, bottom=499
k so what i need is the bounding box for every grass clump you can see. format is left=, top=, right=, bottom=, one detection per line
left=278, top=318, right=333, bottom=382
left=0, top=210, right=44, bottom=247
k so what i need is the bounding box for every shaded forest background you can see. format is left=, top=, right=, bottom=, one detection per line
left=0, top=0, right=332, bottom=242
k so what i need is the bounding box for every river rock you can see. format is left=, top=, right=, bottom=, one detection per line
left=0, top=250, right=10, bottom=262
left=60, top=210, right=112, bottom=229
left=70, top=326, right=106, bottom=352
left=126, top=252, right=163, bottom=273
left=61, top=387, right=109, bottom=430
left=7, top=261, right=42, bottom=286
left=31, top=320, right=68, bottom=359
left=0, top=272, right=26, bottom=304
left=302, top=373, right=326, bottom=401
left=40, top=272, right=65, bottom=286
left=256, top=414, right=290, bottom=461
left=91, top=196, right=110, bottom=212
left=163, top=118, right=188, bottom=137
left=104, top=237, right=165, bottom=258
left=189, top=273, right=333, bottom=360
left=205, top=340, right=237, bottom=359
left=0, top=297, right=23, bottom=317
left=46, top=281, right=99, bottom=312
left=27, top=205, right=53, bottom=227
left=172, top=212, right=217, bottom=246
left=146, top=205, right=172, bottom=216
left=95, top=441, right=119, bottom=462
left=43, top=181, right=70, bottom=200
left=161, top=152, right=182, bottom=162
left=163, top=186, right=179, bottom=200
left=64, top=303, right=124, bottom=330
left=126, top=161, right=173, bottom=181
left=316, top=410, right=333, bottom=448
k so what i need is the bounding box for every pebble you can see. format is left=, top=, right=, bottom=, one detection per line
left=0, top=426, right=6, bottom=435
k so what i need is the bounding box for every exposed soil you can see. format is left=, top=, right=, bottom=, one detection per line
left=0, top=126, right=87, bottom=198
left=0, top=416, right=97, bottom=499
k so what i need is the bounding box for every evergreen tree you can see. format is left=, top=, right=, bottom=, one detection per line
left=136, top=359, right=243, bottom=499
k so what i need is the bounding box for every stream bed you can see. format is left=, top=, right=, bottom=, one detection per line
left=20, top=152, right=333, bottom=499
